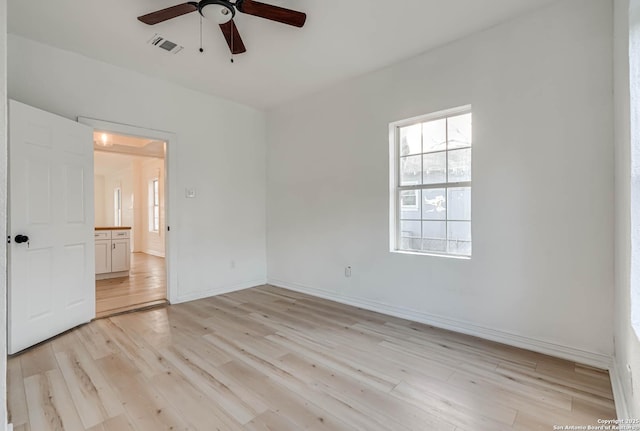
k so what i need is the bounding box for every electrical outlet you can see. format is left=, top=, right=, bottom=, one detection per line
left=345, top=266, right=352, bottom=277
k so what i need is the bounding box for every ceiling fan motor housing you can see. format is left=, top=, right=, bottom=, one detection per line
left=199, top=0, right=236, bottom=23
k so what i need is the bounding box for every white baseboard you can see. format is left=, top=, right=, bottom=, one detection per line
left=142, top=250, right=165, bottom=258
left=610, top=361, right=631, bottom=419
left=268, top=278, right=613, bottom=370
left=174, top=278, right=266, bottom=304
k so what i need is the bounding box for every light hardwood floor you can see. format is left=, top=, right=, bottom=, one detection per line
left=95, top=252, right=167, bottom=318
left=9, top=285, right=616, bottom=430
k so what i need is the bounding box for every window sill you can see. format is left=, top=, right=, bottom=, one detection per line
left=390, top=249, right=471, bottom=260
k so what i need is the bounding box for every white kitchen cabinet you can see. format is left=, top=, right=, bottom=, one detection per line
left=95, top=239, right=112, bottom=274
left=111, top=238, right=130, bottom=272
left=95, top=228, right=131, bottom=279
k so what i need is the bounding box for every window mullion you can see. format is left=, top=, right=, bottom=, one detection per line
left=396, top=126, right=401, bottom=250
left=398, top=181, right=471, bottom=192
left=420, top=122, right=424, bottom=250
left=445, top=117, right=449, bottom=254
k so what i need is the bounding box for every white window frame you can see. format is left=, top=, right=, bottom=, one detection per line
left=149, top=178, right=160, bottom=232
left=389, top=105, right=472, bottom=258
left=114, top=187, right=122, bottom=227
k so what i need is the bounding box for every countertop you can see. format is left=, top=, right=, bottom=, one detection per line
left=95, top=226, right=132, bottom=230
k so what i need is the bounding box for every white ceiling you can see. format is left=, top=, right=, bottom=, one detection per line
left=93, top=131, right=166, bottom=158
left=8, top=0, right=557, bottom=109
left=94, top=131, right=165, bottom=176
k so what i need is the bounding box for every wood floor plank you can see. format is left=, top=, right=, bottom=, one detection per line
left=75, top=322, right=120, bottom=361
left=94, top=318, right=170, bottom=378
left=8, top=357, right=29, bottom=427
left=86, top=414, right=137, bottom=431
left=24, top=370, right=85, bottom=431
left=95, top=353, right=192, bottom=431
left=219, top=359, right=359, bottom=431
left=166, top=341, right=268, bottom=413
left=149, top=367, right=244, bottom=431
left=266, top=331, right=399, bottom=392
left=54, top=343, right=124, bottom=429
left=391, top=380, right=514, bottom=431
left=243, top=409, right=301, bottom=431
left=159, top=345, right=262, bottom=424
left=20, top=343, right=58, bottom=378
left=8, top=285, right=617, bottom=431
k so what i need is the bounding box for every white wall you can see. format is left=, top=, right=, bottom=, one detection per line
left=94, top=174, right=106, bottom=226
left=136, top=157, right=166, bottom=257
left=8, top=35, right=267, bottom=303
left=266, top=0, right=614, bottom=363
left=614, top=0, right=640, bottom=418
left=0, top=0, right=7, bottom=428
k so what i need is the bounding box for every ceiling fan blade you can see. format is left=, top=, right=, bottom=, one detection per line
left=138, top=3, right=198, bottom=25
left=219, top=20, right=247, bottom=54
left=237, top=0, right=306, bottom=28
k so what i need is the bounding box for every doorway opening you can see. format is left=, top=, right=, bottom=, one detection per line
left=93, top=131, right=167, bottom=317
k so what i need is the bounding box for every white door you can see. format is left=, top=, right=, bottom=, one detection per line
left=9, top=100, right=95, bottom=354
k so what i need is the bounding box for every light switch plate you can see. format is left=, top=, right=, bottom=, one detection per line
left=185, top=188, right=196, bottom=198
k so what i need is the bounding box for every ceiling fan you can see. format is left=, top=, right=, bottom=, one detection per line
left=138, top=0, right=306, bottom=55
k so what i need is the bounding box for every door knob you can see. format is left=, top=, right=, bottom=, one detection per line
left=14, top=235, right=29, bottom=244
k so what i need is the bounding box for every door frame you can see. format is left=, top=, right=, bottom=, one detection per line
left=77, top=117, right=178, bottom=304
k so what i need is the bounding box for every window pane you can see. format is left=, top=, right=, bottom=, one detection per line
left=447, top=187, right=471, bottom=221
left=448, top=148, right=471, bottom=182
left=422, top=188, right=446, bottom=220
left=423, top=152, right=446, bottom=184
left=153, top=180, right=159, bottom=205
left=400, top=220, right=421, bottom=251
left=399, top=124, right=421, bottom=156
left=448, top=221, right=471, bottom=255
left=400, top=155, right=421, bottom=185
left=422, top=221, right=446, bottom=252
left=422, top=118, right=447, bottom=153
left=448, top=113, right=472, bottom=149
left=114, top=188, right=121, bottom=226
left=400, top=190, right=421, bottom=220
left=154, top=206, right=160, bottom=231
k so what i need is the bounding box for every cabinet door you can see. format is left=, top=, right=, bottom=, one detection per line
left=95, top=240, right=112, bottom=274
left=111, top=238, right=130, bottom=272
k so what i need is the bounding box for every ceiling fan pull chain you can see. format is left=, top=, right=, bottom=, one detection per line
left=199, top=14, right=204, bottom=53
left=230, top=20, right=235, bottom=63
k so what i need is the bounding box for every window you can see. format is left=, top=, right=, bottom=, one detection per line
left=150, top=178, right=160, bottom=232
left=390, top=106, right=472, bottom=257
left=114, top=188, right=122, bottom=227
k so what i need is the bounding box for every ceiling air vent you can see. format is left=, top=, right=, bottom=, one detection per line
left=147, top=34, right=183, bottom=54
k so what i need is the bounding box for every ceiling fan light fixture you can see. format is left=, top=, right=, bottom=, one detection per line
left=200, top=0, right=235, bottom=24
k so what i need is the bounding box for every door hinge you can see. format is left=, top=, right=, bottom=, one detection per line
left=167, top=226, right=170, bottom=232
left=7, top=236, right=10, bottom=244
